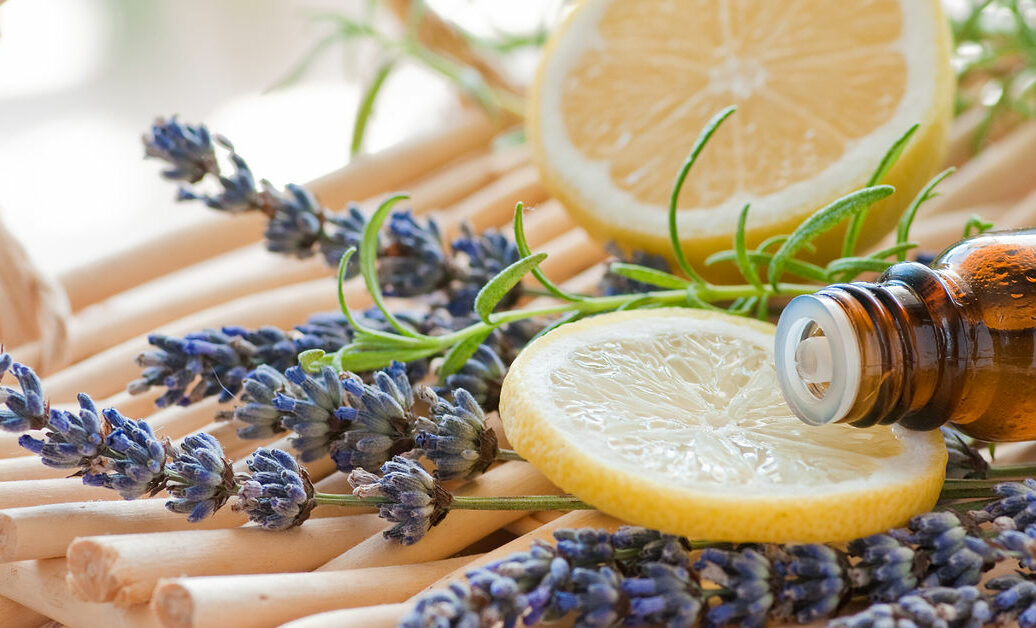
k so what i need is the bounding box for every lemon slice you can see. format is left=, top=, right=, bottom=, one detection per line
left=500, top=309, right=946, bottom=542
left=528, top=0, right=954, bottom=275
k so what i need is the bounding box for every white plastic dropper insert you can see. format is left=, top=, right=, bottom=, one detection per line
left=774, top=294, right=862, bottom=425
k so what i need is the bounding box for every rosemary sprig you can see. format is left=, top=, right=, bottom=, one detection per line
left=301, top=108, right=952, bottom=374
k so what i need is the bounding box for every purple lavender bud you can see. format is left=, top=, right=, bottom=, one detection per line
left=348, top=455, right=451, bottom=545
left=20, top=393, right=104, bottom=470
left=143, top=117, right=217, bottom=184
left=330, top=361, right=418, bottom=473
left=165, top=433, right=236, bottom=522
left=0, top=358, right=49, bottom=432
left=100, top=408, right=168, bottom=500
left=416, top=388, right=498, bottom=480
left=378, top=210, right=449, bottom=297
left=235, top=447, right=315, bottom=530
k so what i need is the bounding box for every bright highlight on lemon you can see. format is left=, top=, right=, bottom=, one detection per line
left=528, top=0, right=954, bottom=274
left=500, top=309, right=946, bottom=542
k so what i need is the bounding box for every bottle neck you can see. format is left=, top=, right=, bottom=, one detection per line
left=775, top=262, right=962, bottom=430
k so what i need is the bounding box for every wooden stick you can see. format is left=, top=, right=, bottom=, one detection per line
left=65, top=514, right=387, bottom=606
left=149, top=555, right=477, bottom=628
left=0, top=558, right=159, bottom=627
left=920, top=121, right=1036, bottom=218
left=0, top=478, right=118, bottom=510
left=0, top=595, right=48, bottom=628
left=438, top=165, right=548, bottom=238
left=0, top=499, right=246, bottom=563
left=503, top=515, right=548, bottom=536
left=278, top=603, right=409, bottom=628
left=59, top=110, right=499, bottom=313
left=316, top=461, right=560, bottom=571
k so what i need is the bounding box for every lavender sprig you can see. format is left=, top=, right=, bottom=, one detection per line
left=829, top=585, right=993, bottom=628
left=987, top=573, right=1036, bottom=627
left=98, top=407, right=169, bottom=500
left=694, top=547, right=775, bottom=628
left=19, top=393, right=106, bottom=472
left=889, top=511, right=1000, bottom=587
left=142, top=116, right=217, bottom=184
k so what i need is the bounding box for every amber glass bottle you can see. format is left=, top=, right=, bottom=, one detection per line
left=775, top=229, right=1036, bottom=441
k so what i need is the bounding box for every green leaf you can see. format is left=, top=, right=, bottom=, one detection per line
left=438, top=328, right=494, bottom=380
left=964, top=214, right=995, bottom=238
left=475, top=253, right=548, bottom=324
left=842, top=124, right=919, bottom=257
left=607, top=263, right=691, bottom=290
left=351, top=61, right=395, bottom=157
left=768, top=185, right=895, bottom=288
left=668, top=106, right=736, bottom=284
left=705, top=250, right=828, bottom=283
left=896, top=167, right=955, bottom=259
left=360, top=194, right=425, bottom=338
left=733, top=203, right=762, bottom=290
left=513, top=203, right=582, bottom=301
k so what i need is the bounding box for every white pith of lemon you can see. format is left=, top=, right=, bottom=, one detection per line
left=528, top=0, right=955, bottom=277
left=500, top=309, right=946, bottom=542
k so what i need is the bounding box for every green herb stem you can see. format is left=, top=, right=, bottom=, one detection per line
left=495, top=449, right=526, bottom=462
left=313, top=492, right=591, bottom=511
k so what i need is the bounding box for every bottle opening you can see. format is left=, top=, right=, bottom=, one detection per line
left=775, top=294, right=861, bottom=426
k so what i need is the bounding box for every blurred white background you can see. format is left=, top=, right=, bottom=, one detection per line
left=0, top=0, right=559, bottom=274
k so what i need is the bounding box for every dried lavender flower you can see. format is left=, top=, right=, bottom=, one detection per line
left=233, top=365, right=297, bottom=440
left=331, top=361, right=419, bottom=472
left=891, top=511, right=999, bottom=587
left=131, top=327, right=293, bottom=407
left=165, top=433, right=237, bottom=522
left=555, top=528, right=616, bottom=564
left=491, top=541, right=573, bottom=624
left=621, top=562, right=703, bottom=627
left=399, top=581, right=482, bottom=628
left=143, top=117, right=218, bottom=184
left=771, top=543, right=849, bottom=623
left=612, top=526, right=691, bottom=570
left=975, top=479, right=1036, bottom=528
left=987, top=573, right=1036, bottom=627
left=174, top=143, right=261, bottom=214
left=0, top=357, right=48, bottom=432
left=438, top=344, right=508, bottom=410
left=99, top=407, right=168, bottom=500
left=847, top=533, right=918, bottom=601
left=416, top=387, right=498, bottom=480
left=19, top=393, right=105, bottom=472
left=568, top=566, right=622, bottom=627
left=236, top=447, right=316, bottom=530
left=994, top=524, right=1036, bottom=570
left=378, top=210, right=449, bottom=297
left=348, top=455, right=451, bottom=545
left=276, top=366, right=348, bottom=463
left=262, top=183, right=329, bottom=259
left=694, top=547, right=774, bottom=628
left=829, top=585, right=992, bottom=628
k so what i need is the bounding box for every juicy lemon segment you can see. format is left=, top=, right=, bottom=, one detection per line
left=500, top=309, right=946, bottom=542
left=528, top=0, right=954, bottom=274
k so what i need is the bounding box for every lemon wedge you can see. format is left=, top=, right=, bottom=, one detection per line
left=528, top=0, right=954, bottom=275
left=500, top=309, right=946, bottom=542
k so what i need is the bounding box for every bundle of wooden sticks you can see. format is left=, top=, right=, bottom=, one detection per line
left=1, top=104, right=1036, bottom=628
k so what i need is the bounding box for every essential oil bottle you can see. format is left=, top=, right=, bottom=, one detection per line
left=775, top=229, right=1036, bottom=441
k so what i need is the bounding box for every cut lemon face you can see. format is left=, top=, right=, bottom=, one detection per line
left=528, top=0, right=954, bottom=276
left=500, top=309, right=946, bottom=542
